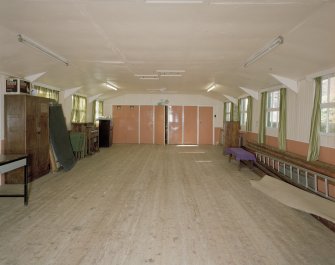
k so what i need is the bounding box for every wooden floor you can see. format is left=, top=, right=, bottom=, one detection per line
left=1, top=144, right=335, bottom=265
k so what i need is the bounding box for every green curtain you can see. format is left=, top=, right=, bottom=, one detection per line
left=278, top=88, right=287, bottom=150
left=71, top=95, right=87, bottom=123
left=307, top=77, right=322, bottom=161
left=258, top=92, right=267, bottom=144
left=246, top=96, right=253, bottom=132
left=93, top=100, right=103, bottom=120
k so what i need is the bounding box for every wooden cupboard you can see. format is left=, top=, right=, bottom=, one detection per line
left=99, top=119, right=113, bottom=147
left=222, top=121, right=240, bottom=151
left=4, top=95, right=50, bottom=183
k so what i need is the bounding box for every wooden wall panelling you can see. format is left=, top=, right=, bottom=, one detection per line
left=140, top=106, right=154, bottom=144
left=183, top=106, right=198, bottom=145
left=168, top=106, right=183, bottom=145
left=154, top=106, right=165, bottom=145
left=199, top=106, right=213, bottom=145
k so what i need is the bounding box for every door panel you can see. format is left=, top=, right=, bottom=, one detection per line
left=125, top=105, right=139, bottom=144
left=154, top=106, right=165, bottom=144
left=168, top=106, right=182, bottom=145
left=199, top=106, right=213, bottom=145
left=183, top=106, right=198, bottom=145
left=140, top=106, right=154, bottom=144
left=112, top=105, right=126, bottom=143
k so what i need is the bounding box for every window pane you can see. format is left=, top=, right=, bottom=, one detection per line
left=329, top=107, right=335, bottom=133
left=273, top=91, right=280, bottom=108
left=321, top=79, right=329, bottom=103
left=330, top=77, right=335, bottom=103
left=267, top=93, right=272, bottom=108
left=321, top=108, right=327, bottom=133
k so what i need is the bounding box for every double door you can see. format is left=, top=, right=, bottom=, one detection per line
left=112, top=105, right=213, bottom=145
left=167, top=106, right=213, bottom=145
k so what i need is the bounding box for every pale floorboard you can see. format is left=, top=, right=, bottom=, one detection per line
left=0, top=145, right=334, bottom=265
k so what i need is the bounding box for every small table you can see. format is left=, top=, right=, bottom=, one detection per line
left=225, top=147, right=256, bottom=170
left=0, top=154, right=29, bottom=205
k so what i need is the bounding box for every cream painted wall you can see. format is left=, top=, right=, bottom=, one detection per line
left=104, top=93, right=224, bottom=128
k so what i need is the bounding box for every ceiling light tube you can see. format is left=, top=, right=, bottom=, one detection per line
left=106, top=82, right=118, bottom=90
left=156, top=70, right=185, bottom=73
left=244, top=35, right=284, bottom=68
left=17, top=34, right=69, bottom=66
left=207, top=84, right=216, bottom=92
left=135, top=74, right=159, bottom=80
left=146, top=0, right=203, bottom=3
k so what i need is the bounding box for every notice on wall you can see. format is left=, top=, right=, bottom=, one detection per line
left=20, top=80, right=30, bottom=94
left=6, top=79, right=18, bottom=93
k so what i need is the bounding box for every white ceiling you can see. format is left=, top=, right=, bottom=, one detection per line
left=0, top=0, right=334, bottom=101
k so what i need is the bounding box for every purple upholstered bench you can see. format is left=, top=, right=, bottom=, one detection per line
left=225, top=147, right=256, bottom=170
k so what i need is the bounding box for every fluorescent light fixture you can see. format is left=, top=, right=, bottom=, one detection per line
left=146, top=0, right=203, bottom=3
left=157, top=70, right=185, bottom=72
left=207, top=83, right=216, bottom=92
left=106, top=81, right=118, bottom=90
left=244, top=36, right=284, bottom=68
left=135, top=74, right=159, bottom=80
left=17, top=34, right=69, bottom=66
left=156, top=70, right=185, bottom=77
left=210, top=1, right=304, bottom=5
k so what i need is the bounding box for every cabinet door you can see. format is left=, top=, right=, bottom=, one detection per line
left=37, top=98, right=50, bottom=177
left=199, top=106, right=213, bottom=145
left=140, top=106, right=154, bottom=144
left=168, top=106, right=182, bottom=145
left=112, top=105, right=126, bottom=144
left=125, top=106, right=139, bottom=144
left=154, top=106, right=165, bottom=144
left=183, top=106, right=198, bottom=145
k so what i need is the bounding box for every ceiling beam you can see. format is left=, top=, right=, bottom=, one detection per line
left=239, top=87, right=259, bottom=100
left=270, top=74, right=298, bottom=93
left=223, top=94, right=238, bottom=105
left=64, top=87, right=81, bottom=98
left=24, top=72, right=46, bottom=82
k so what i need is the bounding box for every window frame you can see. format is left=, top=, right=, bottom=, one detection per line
left=320, top=74, right=335, bottom=135
left=266, top=90, right=280, bottom=129
left=94, top=100, right=104, bottom=121
left=71, top=95, right=87, bottom=123
left=225, top=102, right=232, bottom=122
left=239, top=97, right=248, bottom=126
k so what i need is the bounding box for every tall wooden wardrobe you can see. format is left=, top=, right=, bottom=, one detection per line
left=4, top=95, right=50, bottom=183
left=222, top=121, right=240, bottom=151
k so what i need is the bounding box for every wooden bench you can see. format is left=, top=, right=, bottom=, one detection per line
left=225, top=147, right=256, bottom=170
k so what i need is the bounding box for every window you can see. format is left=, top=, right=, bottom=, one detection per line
left=266, top=90, right=280, bottom=128
left=225, top=102, right=232, bottom=122
left=321, top=75, right=335, bottom=133
left=71, top=95, right=87, bottom=123
left=33, top=85, right=59, bottom=102
left=239, top=97, right=248, bottom=126
left=94, top=100, right=104, bottom=120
